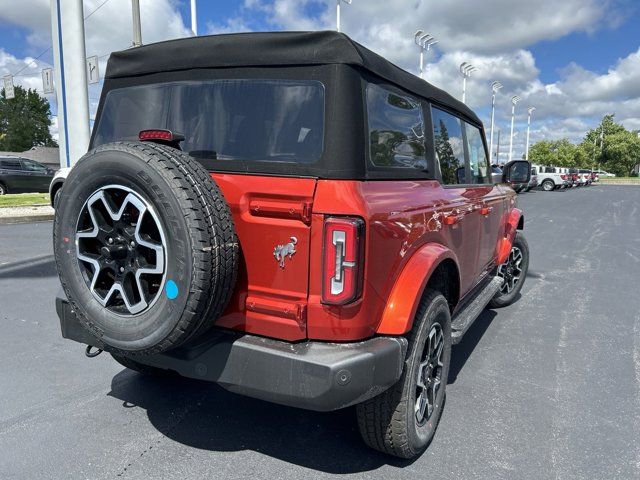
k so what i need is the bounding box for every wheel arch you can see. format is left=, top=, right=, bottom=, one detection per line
left=376, top=243, right=460, bottom=335
left=50, top=180, right=64, bottom=206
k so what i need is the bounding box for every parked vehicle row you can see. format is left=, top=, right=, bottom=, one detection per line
left=522, top=164, right=601, bottom=192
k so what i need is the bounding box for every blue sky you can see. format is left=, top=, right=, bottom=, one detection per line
left=0, top=0, right=639, bottom=161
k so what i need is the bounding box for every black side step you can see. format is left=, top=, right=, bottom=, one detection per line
left=451, top=276, right=502, bottom=344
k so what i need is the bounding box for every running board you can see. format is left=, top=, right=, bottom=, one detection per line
left=451, top=276, right=503, bottom=344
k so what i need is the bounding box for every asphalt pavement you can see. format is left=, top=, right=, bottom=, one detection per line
left=0, top=185, right=639, bottom=480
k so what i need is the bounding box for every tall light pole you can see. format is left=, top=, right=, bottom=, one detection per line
left=460, top=62, right=476, bottom=104
left=336, top=0, right=352, bottom=32
left=489, top=81, right=503, bottom=165
left=191, top=0, right=198, bottom=36
left=508, top=95, right=521, bottom=162
left=50, top=0, right=90, bottom=168
left=131, top=0, right=142, bottom=46
left=525, top=106, right=535, bottom=160
left=414, top=30, right=438, bottom=79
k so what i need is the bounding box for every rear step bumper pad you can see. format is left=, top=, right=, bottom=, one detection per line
left=56, top=296, right=407, bottom=412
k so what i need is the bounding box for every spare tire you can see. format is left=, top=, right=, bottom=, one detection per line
left=53, top=141, right=238, bottom=355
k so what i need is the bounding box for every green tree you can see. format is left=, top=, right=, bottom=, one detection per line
left=580, top=114, right=629, bottom=172
left=0, top=85, right=57, bottom=151
left=602, top=130, right=640, bottom=177
left=528, top=140, right=554, bottom=165
left=528, top=139, right=578, bottom=167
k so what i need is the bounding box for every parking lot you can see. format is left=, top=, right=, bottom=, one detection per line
left=0, top=185, right=638, bottom=480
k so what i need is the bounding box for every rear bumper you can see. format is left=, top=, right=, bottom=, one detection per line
left=56, top=297, right=407, bottom=412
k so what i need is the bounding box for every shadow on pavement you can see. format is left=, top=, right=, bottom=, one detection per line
left=0, top=254, right=57, bottom=279
left=108, top=369, right=415, bottom=474
left=448, top=309, right=497, bottom=384
left=106, top=304, right=501, bottom=471
left=526, top=270, right=544, bottom=279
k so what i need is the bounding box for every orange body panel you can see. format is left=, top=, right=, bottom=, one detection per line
left=376, top=243, right=457, bottom=335
left=211, top=173, right=515, bottom=342
left=496, top=207, right=523, bottom=265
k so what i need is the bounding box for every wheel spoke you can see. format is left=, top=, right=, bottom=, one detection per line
left=415, top=322, right=444, bottom=425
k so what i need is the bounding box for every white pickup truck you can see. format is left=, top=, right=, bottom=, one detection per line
left=531, top=165, right=571, bottom=191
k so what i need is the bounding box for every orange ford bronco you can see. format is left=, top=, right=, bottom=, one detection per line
left=54, top=31, right=530, bottom=458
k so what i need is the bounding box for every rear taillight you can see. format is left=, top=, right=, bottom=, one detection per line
left=322, top=217, right=365, bottom=305
left=561, top=174, right=567, bottom=180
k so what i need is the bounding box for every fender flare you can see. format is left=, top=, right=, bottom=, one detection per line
left=376, top=243, right=458, bottom=335
left=496, top=208, right=523, bottom=264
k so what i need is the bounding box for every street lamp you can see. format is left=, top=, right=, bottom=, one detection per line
left=336, top=0, right=352, bottom=33
left=414, top=30, right=438, bottom=79
left=525, top=106, right=535, bottom=160
left=489, top=81, right=503, bottom=165
left=508, top=95, right=521, bottom=162
left=191, top=0, right=198, bottom=36
left=460, top=62, right=476, bottom=104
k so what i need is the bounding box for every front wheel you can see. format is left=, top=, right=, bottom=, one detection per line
left=357, top=289, right=452, bottom=459
left=541, top=180, right=555, bottom=191
left=0, top=182, right=6, bottom=195
left=490, top=231, right=529, bottom=308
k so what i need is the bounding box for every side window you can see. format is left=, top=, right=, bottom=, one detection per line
left=21, top=159, right=47, bottom=172
left=431, top=107, right=465, bottom=184
left=366, top=83, right=426, bottom=170
left=464, top=123, right=489, bottom=184
left=0, top=159, right=23, bottom=170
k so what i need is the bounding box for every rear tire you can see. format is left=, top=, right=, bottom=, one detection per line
left=356, top=289, right=452, bottom=459
left=0, top=182, right=7, bottom=195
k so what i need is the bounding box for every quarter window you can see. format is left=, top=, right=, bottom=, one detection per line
left=431, top=107, right=465, bottom=184
left=366, top=84, right=426, bottom=170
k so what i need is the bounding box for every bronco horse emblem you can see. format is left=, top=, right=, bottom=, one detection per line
left=273, top=236, right=297, bottom=268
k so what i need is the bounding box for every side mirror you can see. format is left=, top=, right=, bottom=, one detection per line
left=502, top=160, right=531, bottom=185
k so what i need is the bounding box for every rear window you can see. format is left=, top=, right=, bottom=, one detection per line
left=93, top=80, right=325, bottom=165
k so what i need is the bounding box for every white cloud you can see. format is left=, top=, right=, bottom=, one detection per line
left=1, top=0, right=637, bottom=152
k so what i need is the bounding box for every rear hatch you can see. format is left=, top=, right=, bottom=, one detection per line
left=92, top=77, right=326, bottom=340
left=212, top=174, right=315, bottom=341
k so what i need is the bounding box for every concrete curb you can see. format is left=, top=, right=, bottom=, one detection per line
left=0, top=214, right=54, bottom=225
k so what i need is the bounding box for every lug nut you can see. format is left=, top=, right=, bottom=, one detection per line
left=130, top=241, right=136, bottom=248
left=119, top=267, right=125, bottom=273
left=108, top=238, right=114, bottom=244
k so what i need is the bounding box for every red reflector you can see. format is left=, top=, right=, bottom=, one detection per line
left=322, top=217, right=364, bottom=305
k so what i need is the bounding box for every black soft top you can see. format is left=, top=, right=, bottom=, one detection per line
left=106, top=30, right=480, bottom=125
